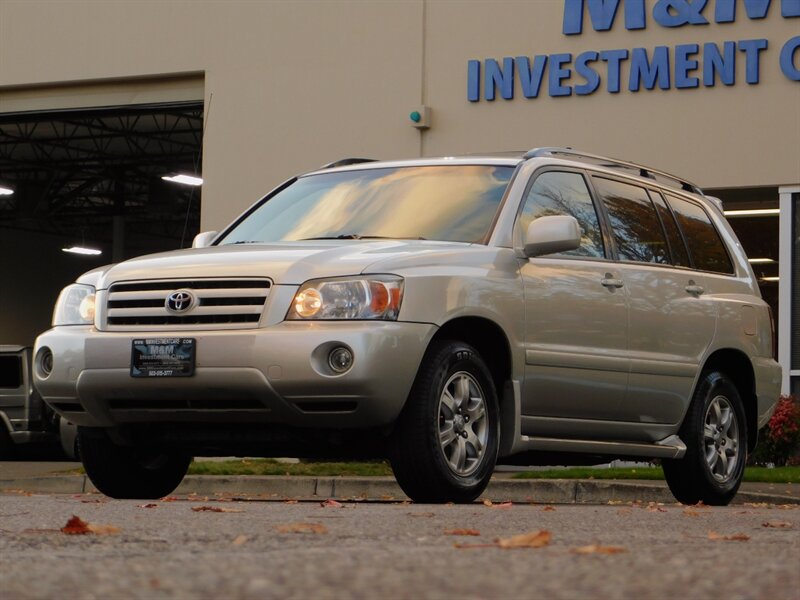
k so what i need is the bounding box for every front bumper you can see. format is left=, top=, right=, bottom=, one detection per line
left=33, top=321, right=435, bottom=429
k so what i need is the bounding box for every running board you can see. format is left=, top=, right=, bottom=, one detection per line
left=515, top=434, right=687, bottom=459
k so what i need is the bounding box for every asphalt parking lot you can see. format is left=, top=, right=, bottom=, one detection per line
left=1, top=493, right=798, bottom=599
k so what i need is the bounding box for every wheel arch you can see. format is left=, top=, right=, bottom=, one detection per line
left=429, top=316, right=515, bottom=455
left=700, top=348, right=758, bottom=453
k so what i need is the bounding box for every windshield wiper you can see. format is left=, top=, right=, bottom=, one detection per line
left=300, top=235, right=427, bottom=241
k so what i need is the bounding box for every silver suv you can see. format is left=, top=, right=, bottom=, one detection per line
left=33, top=148, right=781, bottom=505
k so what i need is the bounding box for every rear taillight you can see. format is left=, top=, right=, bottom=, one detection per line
left=767, top=305, right=777, bottom=359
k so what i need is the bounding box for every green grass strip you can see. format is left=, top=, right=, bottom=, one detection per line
left=510, top=466, right=800, bottom=484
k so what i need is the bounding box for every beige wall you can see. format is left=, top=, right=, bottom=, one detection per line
left=1, top=0, right=798, bottom=233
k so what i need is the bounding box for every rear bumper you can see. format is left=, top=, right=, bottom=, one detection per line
left=753, top=356, right=782, bottom=428
left=33, top=321, right=435, bottom=429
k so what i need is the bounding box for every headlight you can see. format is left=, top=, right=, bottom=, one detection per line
left=287, top=276, right=404, bottom=321
left=53, top=284, right=96, bottom=326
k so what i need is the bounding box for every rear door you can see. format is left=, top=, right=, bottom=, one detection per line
left=591, top=177, right=717, bottom=426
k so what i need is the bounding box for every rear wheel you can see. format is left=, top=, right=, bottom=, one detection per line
left=663, top=371, right=746, bottom=506
left=389, top=340, right=499, bottom=503
left=78, top=427, right=191, bottom=499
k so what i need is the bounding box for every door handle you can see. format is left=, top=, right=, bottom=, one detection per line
left=601, top=275, right=624, bottom=289
left=685, top=284, right=705, bottom=295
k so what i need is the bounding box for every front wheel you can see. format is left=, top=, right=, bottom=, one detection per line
left=78, top=428, right=191, bottom=499
left=663, top=371, right=747, bottom=506
left=389, top=340, right=500, bottom=503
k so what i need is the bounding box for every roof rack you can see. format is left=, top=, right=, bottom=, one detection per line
left=320, top=158, right=378, bottom=169
left=524, top=147, right=704, bottom=196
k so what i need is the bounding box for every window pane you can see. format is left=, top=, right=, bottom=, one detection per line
left=593, top=178, right=670, bottom=264
left=649, top=190, right=691, bottom=267
left=666, top=194, right=734, bottom=274
left=519, top=171, right=604, bottom=258
left=218, top=165, right=514, bottom=244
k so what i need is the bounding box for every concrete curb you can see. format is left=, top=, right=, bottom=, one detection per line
left=1, top=474, right=797, bottom=505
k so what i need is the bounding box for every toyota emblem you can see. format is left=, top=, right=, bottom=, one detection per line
left=165, top=290, right=195, bottom=313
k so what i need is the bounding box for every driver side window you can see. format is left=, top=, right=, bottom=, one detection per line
left=519, top=171, right=605, bottom=258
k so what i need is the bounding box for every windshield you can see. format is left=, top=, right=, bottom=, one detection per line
left=217, top=165, right=514, bottom=245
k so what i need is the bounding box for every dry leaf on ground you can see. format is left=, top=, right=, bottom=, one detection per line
left=762, top=521, right=792, bottom=528
left=191, top=506, right=243, bottom=513
left=708, top=531, right=750, bottom=541
left=232, top=534, right=249, bottom=545
left=444, top=528, right=480, bottom=536
left=541, top=506, right=556, bottom=512
left=277, top=522, right=328, bottom=534
left=572, top=544, right=626, bottom=554
left=138, top=503, right=158, bottom=509
left=482, top=500, right=513, bottom=509
left=283, top=499, right=299, bottom=505
left=61, top=515, right=120, bottom=535
left=320, top=499, right=343, bottom=508
left=743, top=502, right=769, bottom=508
left=496, top=530, right=551, bottom=549
left=683, top=509, right=700, bottom=517
left=159, top=496, right=180, bottom=502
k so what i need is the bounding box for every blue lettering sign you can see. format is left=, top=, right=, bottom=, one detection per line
left=550, top=54, right=574, bottom=96
left=629, top=46, right=672, bottom=90
left=675, top=43, right=701, bottom=87
left=516, top=56, right=549, bottom=98
left=485, top=58, right=515, bottom=100
left=780, top=35, right=800, bottom=80
left=575, top=51, right=602, bottom=94
left=564, top=0, right=646, bottom=34
left=738, top=38, right=768, bottom=83
left=467, top=60, right=480, bottom=102
left=653, top=0, right=710, bottom=27
left=600, top=49, right=630, bottom=93
left=703, top=41, right=736, bottom=85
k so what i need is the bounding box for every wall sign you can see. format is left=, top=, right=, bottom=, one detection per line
left=467, top=0, right=800, bottom=101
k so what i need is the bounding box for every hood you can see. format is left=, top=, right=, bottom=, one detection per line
left=93, top=240, right=471, bottom=288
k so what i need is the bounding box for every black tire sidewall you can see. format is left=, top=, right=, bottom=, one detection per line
left=420, top=342, right=500, bottom=493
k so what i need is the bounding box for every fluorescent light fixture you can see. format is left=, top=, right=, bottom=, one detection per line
left=748, top=258, right=775, bottom=264
left=162, top=174, right=203, bottom=187
left=0, top=185, right=14, bottom=196
left=760, top=276, right=779, bottom=282
left=62, top=246, right=102, bottom=256
left=723, top=208, right=780, bottom=217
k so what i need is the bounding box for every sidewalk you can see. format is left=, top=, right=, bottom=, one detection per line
left=1, top=462, right=797, bottom=504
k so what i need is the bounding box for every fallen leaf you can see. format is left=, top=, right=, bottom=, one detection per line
left=138, top=503, right=158, bottom=509
left=80, top=499, right=107, bottom=504
left=645, top=502, right=667, bottom=512
left=191, top=506, right=243, bottom=513
left=277, top=522, right=328, bottom=534
left=444, top=528, right=480, bottom=536
left=61, top=515, right=120, bottom=535
left=762, top=521, right=792, bottom=528
left=607, top=500, right=624, bottom=505
left=683, top=509, right=700, bottom=517
left=160, top=496, right=180, bottom=502
left=320, top=499, right=343, bottom=508
left=380, top=495, right=395, bottom=501
left=283, top=499, right=299, bottom=504
left=232, top=534, right=249, bottom=545
left=496, top=530, right=551, bottom=549
left=708, top=531, right=750, bottom=542
left=743, top=502, right=769, bottom=508
left=482, top=500, right=513, bottom=509
left=777, top=504, right=799, bottom=510
left=541, top=506, right=556, bottom=512
left=572, top=544, right=626, bottom=555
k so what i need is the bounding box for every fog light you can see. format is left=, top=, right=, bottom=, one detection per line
left=38, top=348, right=53, bottom=377
left=328, top=347, right=354, bottom=374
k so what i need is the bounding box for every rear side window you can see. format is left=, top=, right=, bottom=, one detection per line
left=666, top=194, right=734, bottom=274
left=592, top=177, right=670, bottom=264
left=519, top=171, right=605, bottom=258
left=648, top=190, right=691, bottom=268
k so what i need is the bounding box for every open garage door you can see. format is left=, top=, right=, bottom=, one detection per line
left=0, top=100, right=203, bottom=345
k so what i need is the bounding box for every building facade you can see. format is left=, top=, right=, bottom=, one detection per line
left=0, top=0, right=798, bottom=392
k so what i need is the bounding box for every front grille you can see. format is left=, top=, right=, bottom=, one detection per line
left=104, top=278, right=271, bottom=329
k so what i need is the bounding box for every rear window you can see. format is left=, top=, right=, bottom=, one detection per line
left=666, top=194, right=734, bottom=274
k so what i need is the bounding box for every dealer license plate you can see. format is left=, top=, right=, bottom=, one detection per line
left=131, top=338, right=196, bottom=378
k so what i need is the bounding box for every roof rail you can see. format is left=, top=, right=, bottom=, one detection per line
left=524, top=147, right=704, bottom=196
left=320, top=158, right=378, bottom=169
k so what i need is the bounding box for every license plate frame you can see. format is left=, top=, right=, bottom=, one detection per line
left=130, top=338, right=196, bottom=378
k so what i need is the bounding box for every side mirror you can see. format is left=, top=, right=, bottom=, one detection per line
left=192, top=231, right=219, bottom=248
left=523, top=215, right=581, bottom=258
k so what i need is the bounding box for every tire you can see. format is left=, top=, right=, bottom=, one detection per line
left=663, top=371, right=747, bottom=506
left=0, top=423, right=14, bottom=460
left=78, top=427, right=191, bottom=499
left=389, top=340, right=500, bottom=503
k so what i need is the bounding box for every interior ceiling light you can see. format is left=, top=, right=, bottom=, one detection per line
left=62, top=246, right=102, bottom=256
left=723, top=208, right=780, bottom=217
left=162, top=174, right=203, bottom=187
left=0, top=185, right=14, bottom=196
left=748, top=258, right=775, bottom=264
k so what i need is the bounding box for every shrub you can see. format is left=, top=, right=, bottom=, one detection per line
left=750, top=395, right=800, bottom=467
